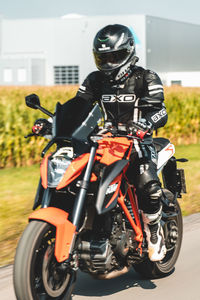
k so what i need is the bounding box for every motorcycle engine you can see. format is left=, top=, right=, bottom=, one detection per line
left=78, top=209, right=134, bottom=275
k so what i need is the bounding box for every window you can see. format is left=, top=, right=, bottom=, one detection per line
left=171, top=80, right=182, bottom=86
left=3, top=68, right=13, bottom=83
left=17, top=68, right=27, bottom=82
left=54, top=66, right=79, bottom=85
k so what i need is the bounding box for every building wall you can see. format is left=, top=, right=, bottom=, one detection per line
left=159, top=71, right=200, bottom=87
left=0, top=17, right=2, bottom=56
left=1, top=18, right=50, bottom=85
left=0, top=58, right=31, bottom=85
left=1, top=18, right=86, bottom=85
left=0, top=15, right=147, bottom=85
left=146, top=15, right=200, bottom=73
left=0, top=15, right=200, bottom=86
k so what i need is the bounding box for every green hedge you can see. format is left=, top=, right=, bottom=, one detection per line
left=0, top=86, right=200, bottom=168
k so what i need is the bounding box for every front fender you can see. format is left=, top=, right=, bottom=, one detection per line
left=29, top=207, right=76, bottom=262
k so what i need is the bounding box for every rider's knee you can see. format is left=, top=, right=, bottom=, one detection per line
left=137, top=181, right=162, bottom=213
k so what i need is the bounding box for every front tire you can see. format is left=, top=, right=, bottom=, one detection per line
left=13, top=220, right=76, bottom=300
left=134, top=196, right=183, bottom=279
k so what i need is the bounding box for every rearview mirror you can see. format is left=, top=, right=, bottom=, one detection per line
left=25, top=94, right=40, bottom=109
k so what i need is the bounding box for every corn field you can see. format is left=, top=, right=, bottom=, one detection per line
left=0, top=86, right=77, bottom=168
left=159, top=86, right=200, bottom=145
left=0, top=85, right=200, bottom=168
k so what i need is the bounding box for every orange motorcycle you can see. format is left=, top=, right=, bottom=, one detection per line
left=14, top=95, right=186, bottom=300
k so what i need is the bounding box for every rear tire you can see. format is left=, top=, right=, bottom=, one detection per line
left=134, top=196, right=183, bottom=279
left=13, top=220, right=76, bottom=300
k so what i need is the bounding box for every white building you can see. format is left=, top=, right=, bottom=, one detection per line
left=0, top=14, right=200, bottom=86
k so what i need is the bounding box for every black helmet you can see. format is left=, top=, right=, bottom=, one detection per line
left=93, top=24, right=137, bottom=82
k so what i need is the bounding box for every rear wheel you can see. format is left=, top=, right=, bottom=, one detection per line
left=13, top=220, right=76, bottom=300
left=134, top=194, right=183, bottom=279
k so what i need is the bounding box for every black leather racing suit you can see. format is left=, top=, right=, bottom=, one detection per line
left=75, top=66, right=168, bottom=214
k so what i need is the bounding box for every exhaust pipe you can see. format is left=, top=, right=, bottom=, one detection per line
left=93, top=266, right=130, bottom=280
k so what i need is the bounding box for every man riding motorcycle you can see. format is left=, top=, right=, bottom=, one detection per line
left=33, top=24, right=168, bottom=262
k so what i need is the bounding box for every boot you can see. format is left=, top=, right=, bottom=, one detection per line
left=142, top=206, right=166, bottom=262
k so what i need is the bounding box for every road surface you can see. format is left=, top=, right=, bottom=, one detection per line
left=1, top=213, right=200, bottom=300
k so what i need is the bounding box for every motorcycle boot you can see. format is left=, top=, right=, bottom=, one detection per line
left=142, top=206, right=166, bottom=262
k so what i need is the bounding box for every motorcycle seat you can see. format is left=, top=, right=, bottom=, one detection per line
left=153, top=137, right=170, bottom=152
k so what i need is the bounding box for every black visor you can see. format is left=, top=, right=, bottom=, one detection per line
left=94, top=49, right=131, bottom=71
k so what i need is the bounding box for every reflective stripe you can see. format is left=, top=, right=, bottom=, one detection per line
left=149, top=89, right=163, bottom=95
left=78, top=85, right=86, bottom=93
left=80, top=85, right=86, bottom=91
left=148, top=84, right=163, bottom=91
left=134, top=139, right=143, bottom=158
left=133, top=98, right=139, bottom=122
left=100, top=100, right=108, bottom=120
left=78, top=89, right=86, bottom=93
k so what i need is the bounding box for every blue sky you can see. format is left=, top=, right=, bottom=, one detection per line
left=0, top=0, right=200, bottom=25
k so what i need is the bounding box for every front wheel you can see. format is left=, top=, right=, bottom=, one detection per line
left=13, top=220, right=76, bottom=300
left=133, top=196, right=183, bottom=279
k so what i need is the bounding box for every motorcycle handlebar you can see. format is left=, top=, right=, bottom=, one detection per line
left=36, top=105, right=54, bottom=118
left=24, top=133, right=36, bottom=138
left=90, top=130, right=141, bottom=141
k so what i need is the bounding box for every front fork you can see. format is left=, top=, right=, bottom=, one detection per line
left=61, top=143, right=97, bottom=259
left=40, top=144, right=97, bottom=225
left=35, top=143, right=98, bottom=267
left=71, top=144, right=97, bottom=229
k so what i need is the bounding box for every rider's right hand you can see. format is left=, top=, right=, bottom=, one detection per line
left=32, top=118, right=52, bottom=136
left=127, top=120, right=153, bottom=139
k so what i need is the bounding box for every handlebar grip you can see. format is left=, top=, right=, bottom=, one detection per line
left=135, top=129, right=148, bottom=139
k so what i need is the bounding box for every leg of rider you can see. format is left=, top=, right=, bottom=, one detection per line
left=139, top=180, right=166, bottom=261
left=132, top=144, right=166, bottom=261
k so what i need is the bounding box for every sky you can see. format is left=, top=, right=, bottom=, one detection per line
left=0, top=0, right=200, bottom=25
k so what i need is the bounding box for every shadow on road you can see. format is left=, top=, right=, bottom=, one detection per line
left=74, top=268, right=157, bottom=297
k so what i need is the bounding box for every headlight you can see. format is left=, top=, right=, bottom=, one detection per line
left=47, top=153, right=72, bottom=188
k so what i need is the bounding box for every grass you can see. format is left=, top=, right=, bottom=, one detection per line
left=0, top=164, right=40, bottom=266
left=0, top=144, right=199, bottom=266
left=175, top=144, right=200, bottom=216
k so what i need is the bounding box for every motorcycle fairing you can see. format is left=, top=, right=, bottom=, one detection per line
left=96, top=159, right=129, bottom=215
left=40, top=154, right=52, bottom=189
left=29, top=207, right=76, bottom=262
left=33, top=178, right=44, bottom=210
left=97, top=137, right=132, bottom=165
left=56, top=153, right=90, bottom=190
left=72, top=103, right=103, bottom=144
left=157, top=143, right=175, bottom=173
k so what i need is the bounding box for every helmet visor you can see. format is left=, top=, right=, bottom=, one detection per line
left=94, top=49, right=131, bottom=71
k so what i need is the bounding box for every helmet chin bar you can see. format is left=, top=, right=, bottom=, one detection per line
left=115, top=61, right=133, bottom=81
left=108, top=56, right=139, bottom=84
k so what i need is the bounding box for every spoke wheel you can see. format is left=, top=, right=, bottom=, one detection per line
left=14, top=220, right=76, bottom=300
left=42, top=244, right=71, bottom=297
left=133, top=194, right=183, bottom=279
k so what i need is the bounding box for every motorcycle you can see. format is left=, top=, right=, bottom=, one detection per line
left=13, top=94, right=187, bottom=300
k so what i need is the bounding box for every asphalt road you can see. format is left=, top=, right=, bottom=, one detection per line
left=1, top=213, right=200, bottom=300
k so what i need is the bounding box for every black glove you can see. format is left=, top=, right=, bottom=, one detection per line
left=32, top=118, right=52, bottom=136
left=127, top=119, right=153, bottom=139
